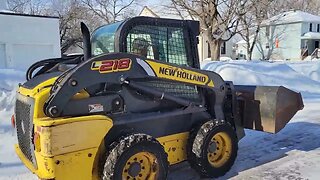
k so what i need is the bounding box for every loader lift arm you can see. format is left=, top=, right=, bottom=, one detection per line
left=44, top=53, right=227, bottom=120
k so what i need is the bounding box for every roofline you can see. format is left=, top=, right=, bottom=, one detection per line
left=0, top=12, right=59, bottom=19
left=261, top=21, right=305, bottom=27
left=139, top=6, right=160, bottom=18
left=261, top=10, right=320, bottom=27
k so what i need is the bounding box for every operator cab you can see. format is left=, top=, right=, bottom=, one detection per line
left=86, top=16, right=202, bottom=104
left=26, top=16, right=203, bottom=105
left=89, top=16, right=200, bottom=68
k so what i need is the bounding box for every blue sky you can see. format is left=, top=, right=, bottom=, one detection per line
left=138, top=0, right=169, bottom=9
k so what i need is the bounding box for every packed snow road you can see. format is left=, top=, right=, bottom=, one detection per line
left=169, top=97, right=320, bottom=180
left=2, top=60, right=320, bottom=179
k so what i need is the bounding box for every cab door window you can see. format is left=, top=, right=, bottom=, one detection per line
left=126, top=25, right=190, bottom=66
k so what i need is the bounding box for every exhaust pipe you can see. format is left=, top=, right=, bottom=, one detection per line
left=81, top=22, right=91, bottom=61
left=235, top=85, right=304, bottom=133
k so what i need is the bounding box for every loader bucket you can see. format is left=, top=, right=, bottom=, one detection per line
left=235, top=85, right=304, bottom=133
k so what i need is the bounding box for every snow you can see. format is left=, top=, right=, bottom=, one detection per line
left=0, top=10, right=15, bottom=13
left=0, top=70, right=25, bottom=111
left=301, top=32, right=320, bottom=40
left=236, top=35, right=255, bottom=45
left=263, top=10, right=320, bottom=25
left=285, top=61, right=320, bottom=82
left=2, top=60, right=320, bottom=179
left=170, top=97, right=320, bottom=179
left=201, top=60, right=320, bottom=97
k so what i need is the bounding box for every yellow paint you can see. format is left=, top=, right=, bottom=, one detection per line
left=38, top=119, right=113, bottom=157
left=123, top=152, right=159, bottom=179
left=34, top=132, right=41, bottom=152
left=16, top=144, right=102, bottom=180
left=16, top=77, right=114, bottom=180
left=157, top=132, right=189, bottom=165
left=72, top=89, right=90, bottom=100
left=17, top=77, right=57, bottom=97
left=146, top=60, right=214, bottom=87
left=207, top=132, right=232, bottom=168
left=16, top=115, right=113, bottom=179
left=208, top=80, right=214, bottom=87
left=18, top=77, right=56, bottom=118
left=52, top=148, right=100, bottom=180
left=35, top=115, right=111, bottom=127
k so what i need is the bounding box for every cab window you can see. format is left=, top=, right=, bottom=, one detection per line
left=126, top=25, right=190, bottom=66
left=91, top=21, right=123, bottom=56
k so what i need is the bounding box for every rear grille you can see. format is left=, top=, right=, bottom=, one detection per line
left=15, top=95, right=37, bottom=167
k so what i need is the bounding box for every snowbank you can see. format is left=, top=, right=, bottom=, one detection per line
left=202, top=60, right=320, bottom=96
left=286, top=61, right=320, bottom=82
left=0, top=69, right=25, bottom=111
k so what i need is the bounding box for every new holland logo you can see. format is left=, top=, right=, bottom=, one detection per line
left=159, top=67, right=207, bottom=83
left=91, top=58, right=132, bottom=73
left=145, top=60, right=214, bottom=87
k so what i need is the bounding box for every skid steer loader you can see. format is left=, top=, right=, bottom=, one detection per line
left=13, top=16, right=303, bottom=180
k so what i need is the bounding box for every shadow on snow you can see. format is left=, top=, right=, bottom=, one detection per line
left=168, top=121, right=320, bottom=180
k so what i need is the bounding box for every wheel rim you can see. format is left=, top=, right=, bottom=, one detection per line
left=207, top=132, right=232, bottom=168
left=122, top=152, right=159, bottom=180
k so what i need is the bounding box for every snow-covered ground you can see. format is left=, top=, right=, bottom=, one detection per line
left=2, top=60, right=320, bottom=179
left=170, top=98, right=320, bottom=180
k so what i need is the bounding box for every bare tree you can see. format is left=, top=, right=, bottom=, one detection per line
left=81, top=0, right=139, bottom=23
left=238, top=0, right=271, bottom=60
left=282, top=0, right=320, bottom=15
left=46, top=0, right=104, bottom=53
left=170, top=0, right=245, bottom=61
left=7, top=0, right=48, bottom=15
left=7, top=0, right=28, bottom=12
left=255, top=23, right=287, bottom=60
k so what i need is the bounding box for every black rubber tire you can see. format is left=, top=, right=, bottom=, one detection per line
left=101, top=134, right=169, bottom=180
left=187, top=120, right=238, bottom=178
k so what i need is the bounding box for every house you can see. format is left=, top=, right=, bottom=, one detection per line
left=139, top=6, right=238, bottom=61
left=0, top=3, right=60, bottom=70
left=139, top=6, right=160, bottom=18
left=235, top=38, right=248, bottom=59
left=198, top=32, right=240, bottom=61
left=242, top=10, right=320, bottom=60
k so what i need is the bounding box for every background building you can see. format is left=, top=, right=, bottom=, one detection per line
left=0, top=3, right=60, bottom=70
left=238, top=10, right=320, bottom=60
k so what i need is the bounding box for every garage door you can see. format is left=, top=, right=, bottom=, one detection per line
left=11, top=44, right=55, bottom=70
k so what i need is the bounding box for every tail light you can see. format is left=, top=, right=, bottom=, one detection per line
left=11, top=114, right=15, bottom=128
